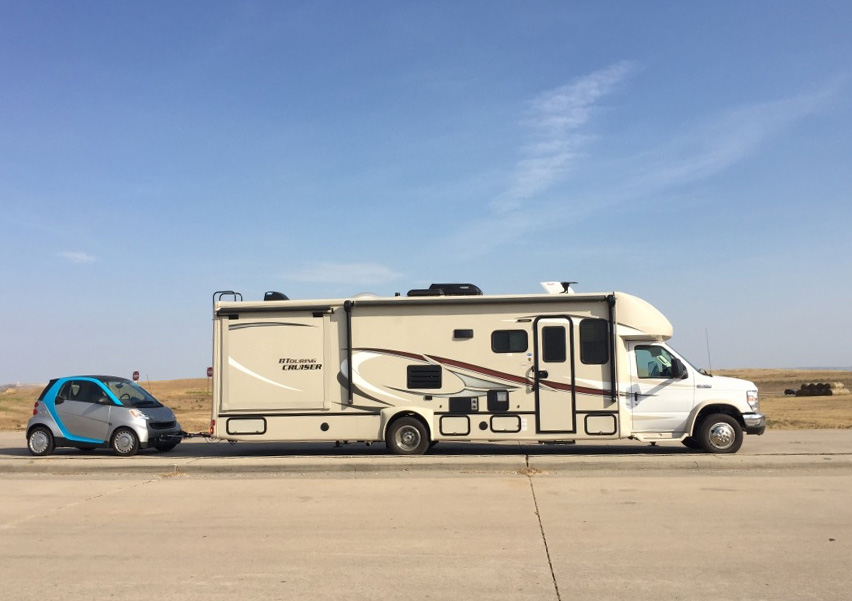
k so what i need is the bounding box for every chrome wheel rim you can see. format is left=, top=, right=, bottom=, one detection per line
left=30, top=430, right=49, bottom=454
left=708, top=422, right=735, bottom=450
left=114, top=431, right=136, bottom=454
left=395, top=426, right=421, bottom=452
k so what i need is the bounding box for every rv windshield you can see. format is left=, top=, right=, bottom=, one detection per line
left=101, top=379, right=164, bottom=408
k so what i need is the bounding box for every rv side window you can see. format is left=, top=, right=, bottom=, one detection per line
left=580, top=319, right=609, bottom=364
left=542, top=326, right=567, bottom=363
left=491, top=330, right=528, bottom=353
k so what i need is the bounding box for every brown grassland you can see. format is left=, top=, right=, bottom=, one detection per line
left=1, top=369, right=851, bottom=433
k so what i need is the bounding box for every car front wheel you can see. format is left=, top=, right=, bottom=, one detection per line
left=111, top=427, right=139, bottom=456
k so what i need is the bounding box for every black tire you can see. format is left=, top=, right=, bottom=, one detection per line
left=28, top=426, right=55, bottom=457
left=386, top=416, right=430, bottom=455
left=681, top=436, right=702, bottom=450
left=153, top=441, right=178, bottom=452
left=111, top=427, right=140, bottom=457
left=697, top=413, right=743, bottom=454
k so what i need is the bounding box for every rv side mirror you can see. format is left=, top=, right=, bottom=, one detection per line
left=670, top=358, right=688, bottom=380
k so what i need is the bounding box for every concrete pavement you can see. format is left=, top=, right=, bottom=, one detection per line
left=1, top=461, right=850, bottom=600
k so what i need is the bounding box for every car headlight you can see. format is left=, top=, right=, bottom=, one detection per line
left=746, top=390, right=759, bottom=412
left=129, top=409, right=150, bottom=420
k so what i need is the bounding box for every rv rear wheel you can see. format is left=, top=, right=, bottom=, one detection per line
left=697, top=414, right=743, bottom=454
left=386, top=417, right=429, bottom=455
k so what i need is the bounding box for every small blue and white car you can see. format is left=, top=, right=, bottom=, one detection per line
left=27, top=375, right=183, bottom=456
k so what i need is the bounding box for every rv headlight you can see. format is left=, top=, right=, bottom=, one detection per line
left=746, top=390, right=759, bottom=412
left=129, top=409, right=150, bottom=420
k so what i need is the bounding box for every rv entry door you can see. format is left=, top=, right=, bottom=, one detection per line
left=534, top=317, right=577, bottom=433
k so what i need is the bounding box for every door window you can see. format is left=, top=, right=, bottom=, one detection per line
left=635, top=346, right=676, bottom=379
left=541, top=326, right=567, bottom=363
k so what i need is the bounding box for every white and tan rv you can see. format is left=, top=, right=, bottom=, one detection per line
left=210, top=283, right=764, bottom=454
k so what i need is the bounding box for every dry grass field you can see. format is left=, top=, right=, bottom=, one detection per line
left=2, top=369, right=851, bottom=433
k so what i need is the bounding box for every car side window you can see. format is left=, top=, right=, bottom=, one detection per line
left=61, top=380, right=109, bottom=404
left=635, top=345, right=675, bottom=379
left=57, top=381, right=80, bottom=401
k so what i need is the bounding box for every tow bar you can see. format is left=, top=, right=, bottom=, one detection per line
left=179, top=431, right=238, bottom=445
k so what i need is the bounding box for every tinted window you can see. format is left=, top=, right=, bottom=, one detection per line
left=60, top=380, right=107, bottom=403
left=580, top=319, right=609, bottom=365
left=492, top=330, right=528, bottom=353
left=542, top=326, right=567, bottom=363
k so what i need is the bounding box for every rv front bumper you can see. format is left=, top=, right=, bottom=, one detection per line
left=743, top=413, right=766, bottom=435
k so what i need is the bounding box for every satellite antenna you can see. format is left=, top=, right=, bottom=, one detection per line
left=541, top=281, right=577, bottom=294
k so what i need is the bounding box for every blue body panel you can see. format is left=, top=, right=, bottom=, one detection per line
left=41, top=377, right=125, bottom=444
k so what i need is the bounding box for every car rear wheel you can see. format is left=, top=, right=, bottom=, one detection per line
left=28, top=427, right=55, bottom=456
left=111, top=428, right=139, bottom=456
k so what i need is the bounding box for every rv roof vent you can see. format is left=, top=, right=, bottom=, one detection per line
left=352, top=292, right=381, bottom=300
left=429, top=283, right=483, bottom=296
left=264, top=291, right=290, bottom=301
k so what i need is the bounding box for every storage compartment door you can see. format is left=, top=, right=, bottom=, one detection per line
left=223, top=316, right=326, bottom=411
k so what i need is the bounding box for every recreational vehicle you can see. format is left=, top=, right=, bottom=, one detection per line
left=211, top=283, right=764, bottom=454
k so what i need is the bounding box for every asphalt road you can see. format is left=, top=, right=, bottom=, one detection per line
left=1, top=430, right=851, bottom=600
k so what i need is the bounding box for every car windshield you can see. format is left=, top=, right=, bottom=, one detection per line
left=101, top=379, right=163, bottom=408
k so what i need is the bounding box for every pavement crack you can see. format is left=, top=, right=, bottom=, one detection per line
left=0, top=479, right=154, bottom=531
left=527, top=471, right=561, bottom=601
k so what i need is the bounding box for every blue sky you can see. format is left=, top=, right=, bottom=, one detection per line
left=2, top=1, right=850, bottom=383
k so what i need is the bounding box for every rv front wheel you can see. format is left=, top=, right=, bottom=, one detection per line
left=697, top=414, right=743, bottom=454
left=386, top=417, right=429, bottom=455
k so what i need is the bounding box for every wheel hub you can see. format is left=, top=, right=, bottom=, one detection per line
left=115, top=432, right=134, bottom=453
left=709, top=423, right=734, bottom=449
left=30, top=431, right=49, bottom=454
left=397, top=427, right=420, bottom=450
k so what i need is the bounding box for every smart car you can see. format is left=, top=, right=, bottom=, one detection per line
left=26, top=375, right=183, bottom=456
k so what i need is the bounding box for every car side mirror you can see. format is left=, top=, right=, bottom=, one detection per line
left=670, top=358, right=688, bottom=380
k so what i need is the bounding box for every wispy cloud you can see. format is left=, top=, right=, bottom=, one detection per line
left=288, top=262, right=401, bottom=286
left=446, top=71, right=839, bottom=260
left=58, top=251, right=96, bottom=264
left=626, top=87, right=836, bottom=194
left=492, top=61, right=635, bottom=213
